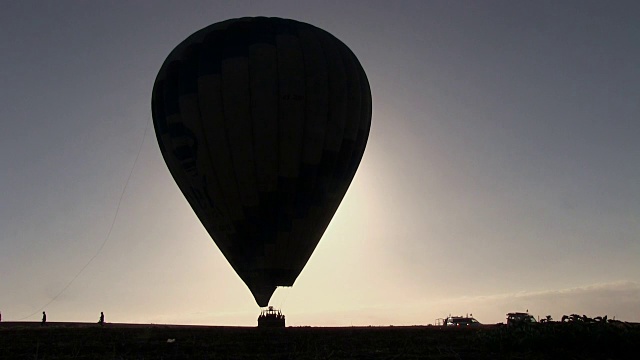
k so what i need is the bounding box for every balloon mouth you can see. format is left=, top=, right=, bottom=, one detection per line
left=248, top=284, right=277, bottom=307
left=241, top=269, right=297, bottom=307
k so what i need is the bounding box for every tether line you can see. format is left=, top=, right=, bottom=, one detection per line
left=19, top=116, right=151, bottom=320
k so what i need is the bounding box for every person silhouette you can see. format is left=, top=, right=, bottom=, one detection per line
left=98, top=312, right=104, bottom=326
left=41, top=311, right=47, bottom=325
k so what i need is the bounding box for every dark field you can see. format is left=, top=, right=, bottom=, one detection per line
left=1, top=322, right=638, bottom=359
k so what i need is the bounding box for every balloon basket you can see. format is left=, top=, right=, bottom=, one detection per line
left=257, top=306, right=285, bottom=328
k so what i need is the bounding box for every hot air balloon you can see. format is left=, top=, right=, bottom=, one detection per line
left=151, top=17, right=371, bottom=307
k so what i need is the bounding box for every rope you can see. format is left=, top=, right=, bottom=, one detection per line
left=18, top=116, right=152, bottom=320
left=278, top=287, right=291, bottom=310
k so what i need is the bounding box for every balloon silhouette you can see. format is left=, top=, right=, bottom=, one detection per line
left=151, top=17, right=371, bottom=306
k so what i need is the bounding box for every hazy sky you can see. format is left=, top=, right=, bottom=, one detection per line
left=1, top=1, right=639, bottom=326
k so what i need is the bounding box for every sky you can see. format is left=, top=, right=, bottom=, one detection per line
left=1, top=0, right=639, bottom=326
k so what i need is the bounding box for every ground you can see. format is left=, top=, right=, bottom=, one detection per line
left=1, top=321, right=638, bottom=359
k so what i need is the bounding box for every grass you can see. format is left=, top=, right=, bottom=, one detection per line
left=1, top=322, right=638, bottom=359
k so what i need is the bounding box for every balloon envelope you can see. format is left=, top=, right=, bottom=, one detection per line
left=151, top=17, right=371, bottom=306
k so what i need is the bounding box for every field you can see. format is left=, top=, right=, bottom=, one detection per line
left=1, top=321, right=638, bottom=359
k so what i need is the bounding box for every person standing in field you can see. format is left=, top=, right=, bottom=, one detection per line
left=98, top=312, right=104, bottom=326
left=41, top=311, right=46, bottom=326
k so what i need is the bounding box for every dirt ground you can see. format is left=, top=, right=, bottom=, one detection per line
left=1, top=322, right=638, bottom=359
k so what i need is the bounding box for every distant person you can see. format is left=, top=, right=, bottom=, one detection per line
left=41, top=311, right=47, bottom=325
left=98, top=312, right=104, bottom=326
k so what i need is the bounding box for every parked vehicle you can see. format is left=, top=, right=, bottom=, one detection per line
left=445, top=315, right=482, bottom=327
left=506, top=312, right=537, bottom=326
